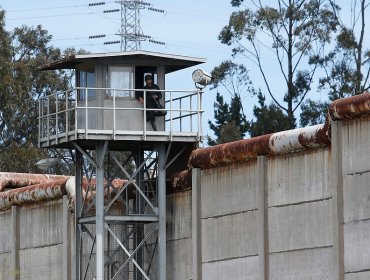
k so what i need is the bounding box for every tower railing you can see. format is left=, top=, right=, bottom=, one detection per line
left=38, top=87, right=204, bottom=147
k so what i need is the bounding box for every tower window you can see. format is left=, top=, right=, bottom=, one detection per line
left=108, top=66, right=134, bottom=98
left=77, top=70, right=95, bottom=100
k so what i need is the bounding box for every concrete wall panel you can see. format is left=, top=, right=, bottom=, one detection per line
left=268, top=150, right=331, bottom=206
left=167, top=191, right=191, bottom=241
left=202, top=211, right=257, bottom=262
left=19, top=244, right=63, bottom=280
left=19, top=201, right=62, bottom=249
left=202, top=256, right=259, bottom=280
left=344, top=220, right=370, bottom=273
left=342, top=119, right=370, bottom=174
left=147, top=238, right=192, bottom=280
left=345, top=271, right=370, bottom=280
left=0, top=252, right=12, bottom=280
left=166, top=238, right=192, bottom=280
left=201, top=163, right=257, bottom=218
left=343, top=172, right=370, bottom=223
left=269, top=247, right=335, bottom=280
left=269, top=199, right=333, bottom=252
left=0, top=210, right=11, bottom=253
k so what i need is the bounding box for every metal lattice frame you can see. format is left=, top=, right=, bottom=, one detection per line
left=74, top=141, right=167, bottom=280
left=119, top=0, right=146, bottom=51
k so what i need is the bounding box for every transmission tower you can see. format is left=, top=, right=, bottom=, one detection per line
left=119, top=0, right=146, bottom=51
left=89, top=1, right=165, bottom=51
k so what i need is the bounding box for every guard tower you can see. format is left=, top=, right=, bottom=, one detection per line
left=38, top=50, right=206, bottom=280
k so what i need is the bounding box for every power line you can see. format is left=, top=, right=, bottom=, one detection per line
left=5, top=2, right=114, bottom=13
left=3, top=1, right=229, bottom=54
left=5, top=2, right=226, bottom=23
left=6, top=11, right=96, bottom=21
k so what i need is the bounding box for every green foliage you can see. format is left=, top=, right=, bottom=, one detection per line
left=0, top=142, right=48, bottom=173
left=318, top=0, right=370, bottom=99
left=208, top=92, right=250, bottom=145
left=218, top=0, right=338, bottom=129
left=106, top=151, right=135, bottom=180
left=336, top=27, right=357, bottom=50
left=211, top=60, right=254, bottom=96
left=208, top=61, right=252, bottom=145
left=0, top=9, right=81, bottom=173
left=208, top=93, right=229, bottom=138
left=250, top=92, right=291, bottom=137
left=318, top=57, right=357, bottom=100
left=230, top=0, right=244, bottom=7
left=299, top=99, right=329, bottom=127
left=217, top=122, right=243, bottom=144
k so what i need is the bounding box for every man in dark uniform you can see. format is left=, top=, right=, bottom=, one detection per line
left=136, top=74, right=165, bottom=131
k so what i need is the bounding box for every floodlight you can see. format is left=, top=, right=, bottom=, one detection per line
left=192, top=69, right=212, bottom=89
left=36, top=158, right=61, bottom=171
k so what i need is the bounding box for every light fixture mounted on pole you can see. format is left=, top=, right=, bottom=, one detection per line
left=192, top=69, right=212, bottom=89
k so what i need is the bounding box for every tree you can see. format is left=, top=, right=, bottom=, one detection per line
left=299, top=98, right=328, bottom=127
left=250, top=91, right=291, bottom=137
left=219, top=0, right=338, bottom=129
left=208, top=92, right=250, bottom=145
left=319, top=0, right=370, bottom=98
left=211, top=60, right=255, bottom=99
left=0, top=142, right=48, bottom=173
left=217, top=122, right=243, bottom=144
left=208, top=61, right=252, bottom=145
left=300, top=0, right=370, bottom=125
left=0, top=10, right=75, bottom=173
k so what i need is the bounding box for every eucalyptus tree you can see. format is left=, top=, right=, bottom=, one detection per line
left=219, top=0, right=338, bottom=128
left=299, top=0, right=370, bottom=126
left=208, top=61, right=252, bottom=145
left=319, top=0, right=370, bottom=99
left=0, top=9, right=74, bottom=172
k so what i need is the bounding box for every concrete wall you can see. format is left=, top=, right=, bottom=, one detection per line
left=0, top=197, right=73, bottom=280
left=197, top=151, right=335, bottom=280
left=201, top=162, right=259, bottom=280
left=0, top=209, right=12, bottom=280
left=165, top=118, right=370, bottom=279
left=166, top=191, right=193, bottom=279
left=342, top=117, right=370, bottom=280
left=267, top=150, right=334, bottom=279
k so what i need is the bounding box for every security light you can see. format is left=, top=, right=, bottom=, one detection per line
left=192, top=69, right=212, bottom=89
left=36, top=158, right=61, bottom=171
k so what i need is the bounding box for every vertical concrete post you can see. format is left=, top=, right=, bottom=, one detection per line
left=257, top=156, right=269, bottom=280
left=75, top=150, right=83, bottom=280
left=63, top=195, right=71, bottom=280
left=192, top=168, right=202, bottom=280
left=11, top=205, right=20, bottom=280
left=331, top=121, right=344, bottom=280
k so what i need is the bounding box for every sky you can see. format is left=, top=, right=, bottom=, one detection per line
left=1, top=0, right=369, bottom=141
left=1, top=1, right=234, bottom=80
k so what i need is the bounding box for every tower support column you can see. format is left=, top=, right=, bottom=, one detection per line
left=157, top=144, right=166, bottom=280
left=96, top=141, right=107, bottom=279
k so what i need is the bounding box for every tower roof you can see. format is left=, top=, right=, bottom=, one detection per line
left=39, top=50, right=206, bottom=74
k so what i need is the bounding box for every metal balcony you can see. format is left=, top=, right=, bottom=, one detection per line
left=38, top=87, right=204, bottom=148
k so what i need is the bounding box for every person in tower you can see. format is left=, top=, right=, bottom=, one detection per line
left=136, top=74, right=166, bottom=131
